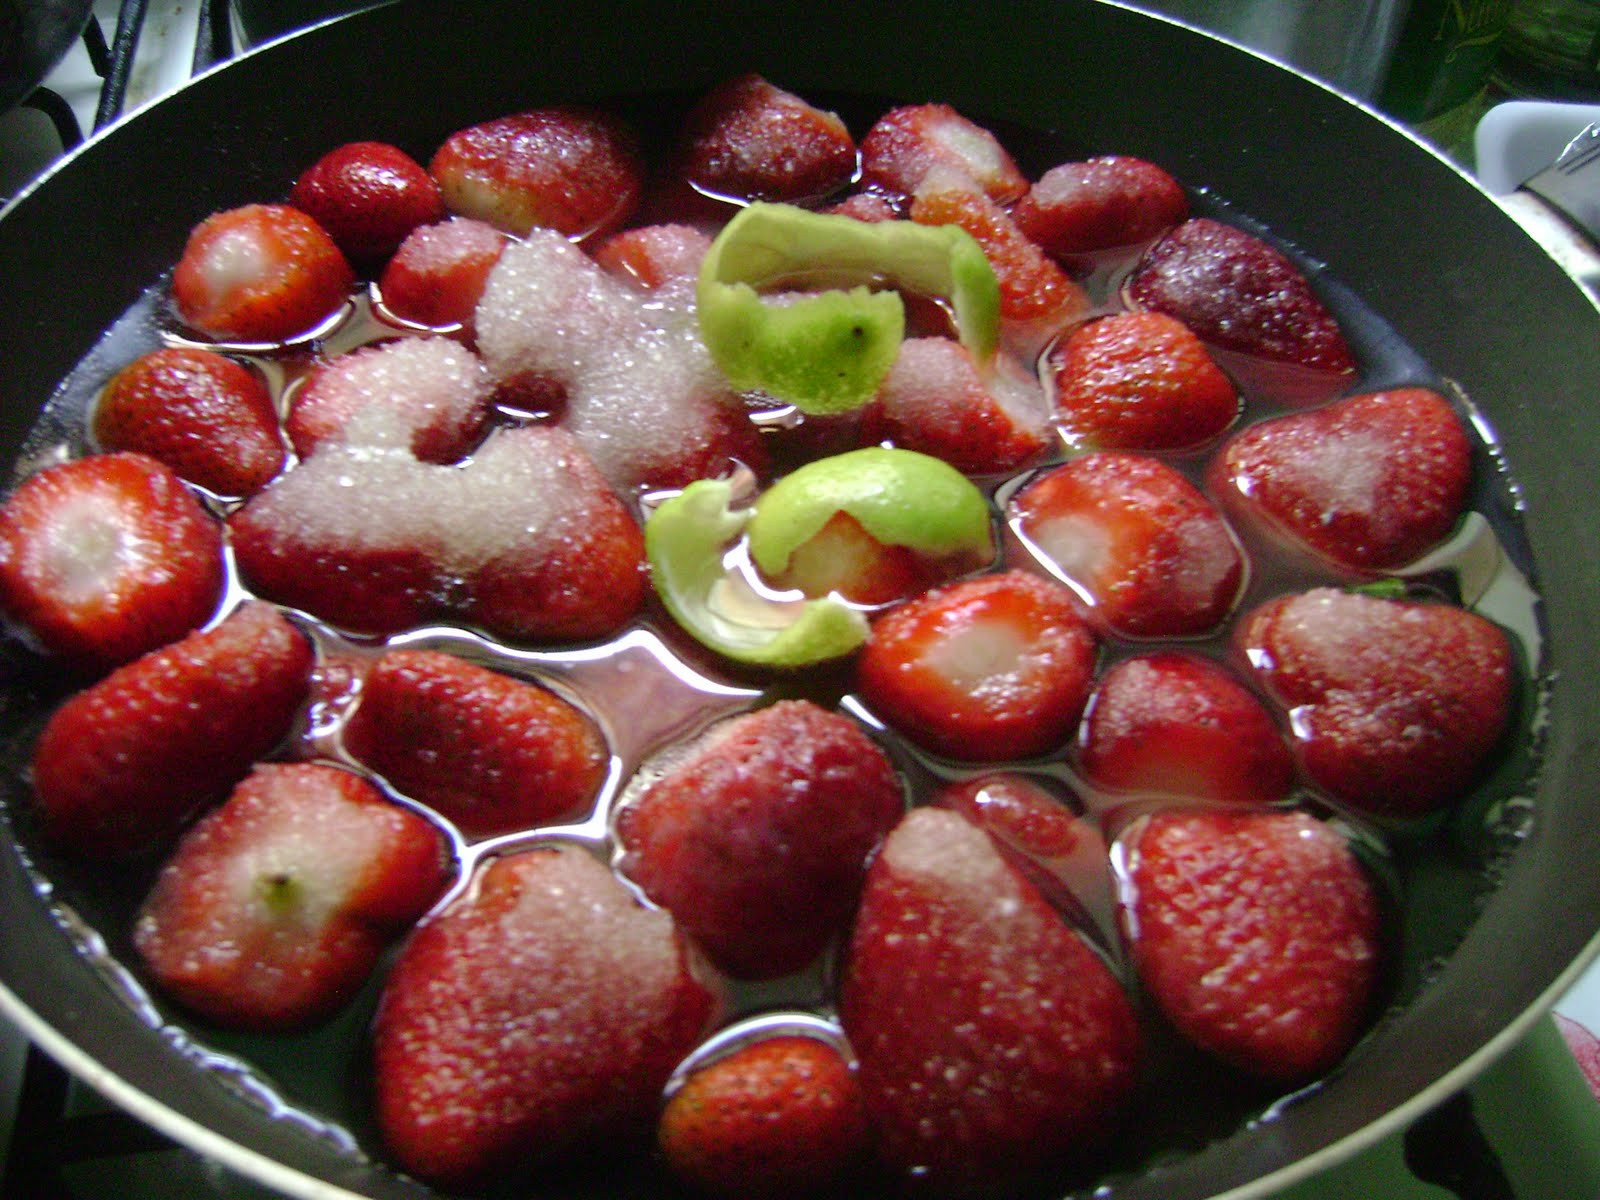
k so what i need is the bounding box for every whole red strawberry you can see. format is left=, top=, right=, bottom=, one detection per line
left=0, top=451, right=225, bottom=674
left=1119, top=807, right=1382, bottom=1081
left=132, top=762, right=450, bottom=1031
left=615, top=700, right=903, bottom=980
left=289, top=140, right=445, bottom=265
left=657, top=1035, right=871, bottom=1199
left=1014, top=155, right=1188, bottom=258
left=857, top=103, right=1028, bottom=210
left=376, top=216, right=509, bottom=331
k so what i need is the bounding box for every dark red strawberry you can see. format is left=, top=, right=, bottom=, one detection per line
left=1236, top=587, right=1515, bottom=818
left=591, top=223, right=713, bottom=291
left=1118, top=807, right=1382, bottom=1081
left=0, top=452, right=225, bottom=674
left=1046, top=311, right=1238, bottom=452
left=171, top=203, right=354, bottom=344
left=839, top=806, right=1140, bottom=1191
left=29, top=601, right=314, bottom=859
left=1125, top=217, right=1357, bottom=379
left=657, top=1035, right=871, bottom=1199
left=342, top=648, right=607, bottom=839
left=1013, top=155, right=1188, bottom=258
left=92, top=347, right=286, bottom=497
left=132, top=762, right=450, bottom=1031
left=857, top=103, right=1027, bottom=211
left=372, top=845, right=718, bottom=1188
left=1008, top=452, right=1244, bottom=638
left=289, top=140, right=445, bottom=265
left=856, top=569, right=1098, bottom=761
left=615, top=700, right=903, bottom=980
left=429, top=107, right=644, bottom=242
left=1209, top=387, right=1472, bottom=574
left=376, top=216, right=509, bottom=330
left=1078, top=652, right=1294, bottom=808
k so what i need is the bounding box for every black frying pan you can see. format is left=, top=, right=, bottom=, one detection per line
left=2, top=2, right=1599, bottom=1197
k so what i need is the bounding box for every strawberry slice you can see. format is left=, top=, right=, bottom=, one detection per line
left=1008, top=451, right=1245, bottom=638
left=132, top=762, right=450, bottom=1031
left=289, top=140, right=445, bottom=266
left=1118, top=807, right=1382, bottom=1081
left=1209, top=387, right=1472, bottom=574
left=372, top=844, right=718, bottom=1188
left=1046, top=311, right=1239, bottom=452
left=764, top=508, right=933, bottom=607
left=1237, top=587, right=1515, bottom=818
left=855, top=569, right=1098, bottom=762
left=92, top=347, right=286, bottom=497
left=857, top=103, right=1028, bottom=211
left=0, top=452, right=225, bottom=674
left=657, top=1035, right=871, bottom=1199
left=1078, top=651, right=1294, bottom=808
left=29, top=601, right=314, bottom=859
left=171, top=203, right=355, bottom=344
left=1013, top=155, right=1188, bottom=258
left=839, top=806, right=1140, bottom=1191
left=376, top=216, right=509, bottom=331
left=615, top=699, right=903, bottom=979
left=341, top=648, right=608, bottom=839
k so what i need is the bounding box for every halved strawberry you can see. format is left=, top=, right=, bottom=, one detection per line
left=1013, top=155, right=1188, bottom=259
left=171, top=203, right=355, bottom=344
left=92, top=347, right=286, bottom=497
left=1209, top=387, right=1472, bottom=574
left=591, top=223, right=713, bottom=291
left=857, top=103, right=1028, bottom=211
left=29, top=601, right=314, bottom=859
left=615, top=700, right=903, bottom=980
left=1236, top=587, right=1515, bottom=819
left=376, top=216, right=510, bottom=331
left=839, top=806, right=1140, bottom=1191
left=289, top=140, right=445, bottom=266
left=132, top=761, right=451, bottom=1031
left=855, top=569, right=1098, bottom=761
left=342, top=648, right=607, bottom=839
left=1046, top=311, right=1239, bottom=452
left=1118, top=807, right=1382, bottom=1081
left=657, top=1035, right=871, bottom=1199
left=0, top=452, right=225, bottom=674
left=763, top=508, right=933, bottom=607
left=1078, top=651, right=1294, bottom=808
left=1008, top=452, right=1245, bottom=639
left=372, top=845, right=718, bottom=1188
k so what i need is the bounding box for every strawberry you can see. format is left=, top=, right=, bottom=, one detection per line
left=28, top=601, right=314, bottom=859
left=1046, top=311, right=1239, bottom=452
left=376, top=216, right=509, bottom=331
left=1012, top=155, right=1188, bottom=259
left=838, top=806, right=1140, bottom=1191
left=0, top=452, right=225, bottom=674
left=1125, top=217, right=1357, bottom=379
left=591, top=223, right=714, bottom=291
left=763, top=509, right=933, bottom=607
left=1078, top=651, right=1294, bottom=808
left=855, top=569, right=1098, bottom=762
left=615, top=700, right=903, bottom=980
left=1008, top=452, right=1245, bottom=638
left=341, top=648, right=607, bottom=839
left=1209, top=387, right=1472, bottom=574
left=289, top=141, right=445, bottom=266
left=1236, top=587, right=1515, bottom=818
left=429, top=107, right=644, bottom=242
left=857, top=103, right=1028, bottom=211
left=171, top=203, right=355, bottom=344
left=92, top=347, right=286, bottom=497
left=132, top=762, right=450, bottom=1031
left=1118, top=807, right=1382, bottom=1081
left=657, top=1035, right=871, bottom=1199
left=372, top=844, right=718, bottom=1188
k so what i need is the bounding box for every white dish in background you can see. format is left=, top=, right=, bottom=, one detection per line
left=1475, top=99, right=1600, bottom=195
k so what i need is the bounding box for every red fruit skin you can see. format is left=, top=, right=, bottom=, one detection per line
left=615, top=700, right=904, bottom=980
left=1237, top=587, right=1515, bottom=818
left=856, top=570, right=1099, bottom=762
left=1209, top=387, right=1472, bottom=574
left=657, top=1035, right=872, bottom=1199
left=1120, top=808, right=1382, bottom=1081
left=376, top=216, right=509, bottom=330
left=0, top=452, right=225, bottom=674
left=1047, top=311, right=1239, bottom=453
left=172, top=203, right=355, bottom=344
left=591, top=223, right=713, bottom=291
left=857, top=103, right=1028, bottom=210
left=1126, top=217, right=1356, bottom=375
left=372, top=845, right=718, bottom=1189
left=1079, top=652, right=1294, bottom=808
left=1013, top=155, right=1189, bottom=258
left=290, top=141, right=446, bottom=265
left=29, top=602, right=314, bottom=859
left=839, top=807, right=1140, bottom=1191
left=936, top=773, right=1086, bottom=860
left=342, top=648, right=608, bottom=839
left=429, top=107, right=643, bottom=241
left=132, top=762, right=450, bottom=1031
left=92, top=347, right=286, bottom=497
